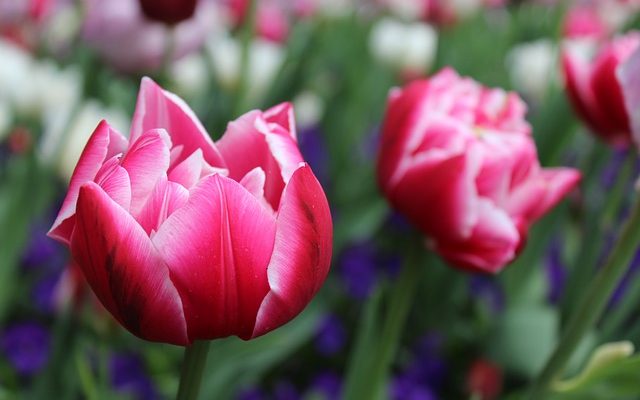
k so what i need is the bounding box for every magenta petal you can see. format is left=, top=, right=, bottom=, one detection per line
left=168, top=149, right=207, bottom=189
left=435, top=199, right=520, bottom=274
left=94, top=155, right=132, bottom=211
left=131, top=77, right=226, bottom=167
left=507, top=168, right=581, bottom=224
left=252, top=164, right=332, bottom=338
left=217, top=111, right=286, bottom=208
left=137, top=176, right=189, bottom=235
left=390, top=151, right=480, bottom=243
left=71, top=182, right=188, bottom=345
left=264, top=102, right=297, bottom=140
left=49, top=121, right=128, bottom=244
left=152, top=174, right=277, bottom=341
left=120, top=129, right=171, bottom=215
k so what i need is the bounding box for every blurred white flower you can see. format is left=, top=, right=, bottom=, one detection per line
left=207, top=35, right=285, bottom=102
left=507, top=39, right=558, bottom=101
left=293, top=91, right=324, bottom=128
left=0, top=40, right=32, bottom=106
left=170, top=54, right=210, bottom=99
left=54, top=101, right=129, bottom=182
left=369, top=17, right=438, bottom=76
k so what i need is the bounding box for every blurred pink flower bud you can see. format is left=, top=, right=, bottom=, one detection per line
left=377, top=68, right=580, bottom=273
left=562, top=32, right=640, bottom=146
left=48, top=78, right=332, bottom=345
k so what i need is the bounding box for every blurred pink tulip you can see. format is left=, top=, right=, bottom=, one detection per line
left=562, top=32, right=640, bottom=146
left=377, top=68, right=580, bottom=273
left=139, top=0, right=198, bottom=25
left=82, top=0, right=217, bottom=72
left=563, top=5, right=609, bottom=40
left=228, top=0, right=290, bottom=43
left=48, top=78, right=332, bottom=345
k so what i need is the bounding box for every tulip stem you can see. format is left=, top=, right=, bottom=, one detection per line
left=526, top=193, right=640, bottom=399
left=358, top=239, right=422, bottom=400
left=176, top=340, right=211, bottom=400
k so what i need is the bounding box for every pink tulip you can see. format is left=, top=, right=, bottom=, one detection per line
left=48, top=78, right=332, bottom=345
left=228, top=0, right=290, bottom=43
left=377, top=68, right=580, bottom=273
left=562, top=5, right=609, bottom=40
left=81, top=0, right=218, bottom=72
left=562, top=32, right=640, bottom=146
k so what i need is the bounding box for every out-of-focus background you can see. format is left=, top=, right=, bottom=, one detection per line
left=3, top=0, right=640, bottom=399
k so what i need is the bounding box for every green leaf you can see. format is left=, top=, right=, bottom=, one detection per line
left=550, top=341, right=640, bottom=400
left=489, top=304, right=559, bottom=378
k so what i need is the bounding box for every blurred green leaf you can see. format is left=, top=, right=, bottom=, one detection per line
left=550, top=341, right=640, bottom=400
left=489, top=304, right=558, bottom=378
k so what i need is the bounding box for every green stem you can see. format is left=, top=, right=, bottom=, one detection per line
left=234, top=0, right=258, bottom=116
left=176, top=340, right=211, bottom=400
left=355, top=241, right=422, bottom=400
left=526, top=194, right=640, bottom=399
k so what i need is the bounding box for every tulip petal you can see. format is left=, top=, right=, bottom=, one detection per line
left=131, top=77, right=226, bottom=168
left=252, top=164, right=332, bottom=338
left=377, top=80, right=431, bottom=187
left=507, top=168, right=581, bottom=223
left=94, top=155, right=132, bottom=211
left=562, top=47, right=617, bottom=141
left=137, top=176, right=189, bottom=235
left=264, top=102, right=297, bottom=140
left=239, top=166, right=275, bottom=214
left=120, top=129, right=171, bottom=215
left=435, top=199, right=520, bottom=274
left=49, top=121, right=128, bottom=244
left=390, top=150, right=480, bottom=242
left=217, top=111, right=291, bottom=209
left=72, top=182, right=188, bottom=345
left=153, top=174, right=276, bottom=341
left=168, top=148, right=206, bottom=189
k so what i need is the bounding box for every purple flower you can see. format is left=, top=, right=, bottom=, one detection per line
left=600, top=148, right=628, bottom=189
left=109, top=353, right=159, bottom=400
left=21, top=223, right=65, bottom=271
left=339, top=241, right=402, bottom=300
left=403, top=333, right=447, bottom=390
left=469, top=275, right=505, bottom=313
left=545, top=238, right=567, bottom=304
left=339, top=243, right=379, bottom=300
left=237, top=386, right=267, bottom=400
left=390, top=375, right=438, bottom=400
left=1, top=322, right=51, bottom=376
left=31, top=272, right=62, bottom=313
left=298, top=126, right=329, bottom=187
left=274, top=381, right=300, bottom=400
left=314, top=314, right=346, bottom=357
left=308, top=371, right=342, bottom=399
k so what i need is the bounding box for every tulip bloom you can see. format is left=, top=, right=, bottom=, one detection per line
left=48, top=78, right=332, bottom=345
left=562, top=32, right=640, bottom=146
left=377, top=68, right=580, bottom=273
left=139, top=0, right=198, bottom=25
